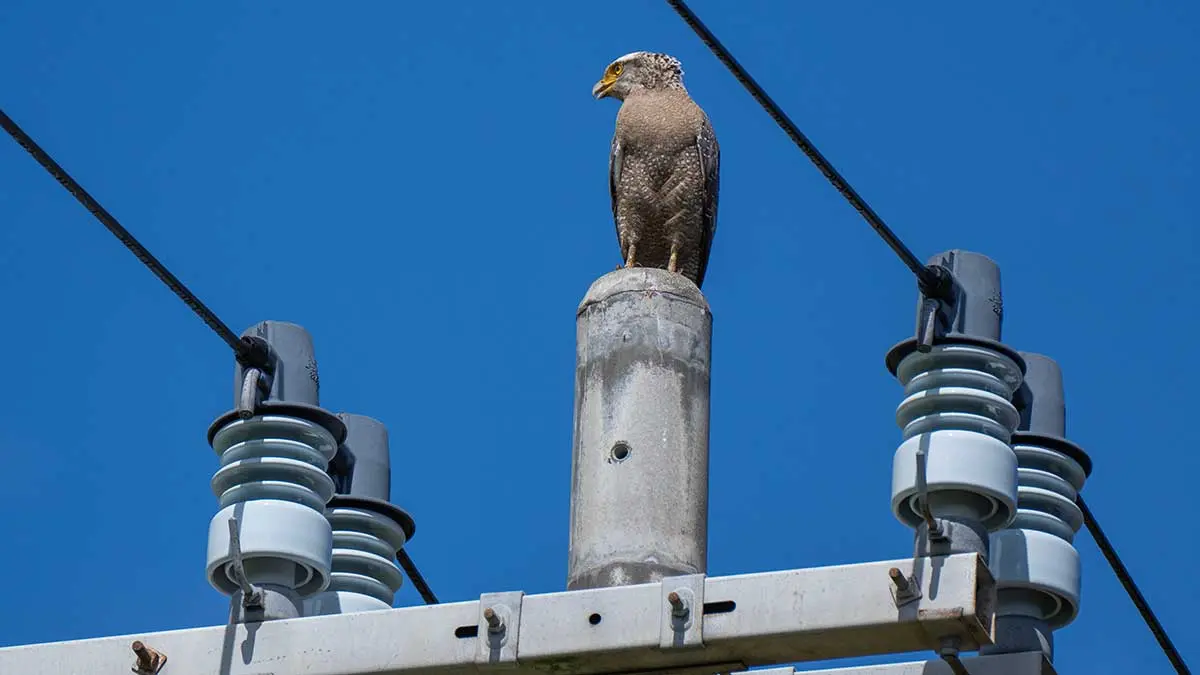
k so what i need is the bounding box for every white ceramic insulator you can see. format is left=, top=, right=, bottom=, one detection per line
left=891, top=344, right=1024, bottom=532
left=206, top=414, right=339, bottom=598
left=304, top=506, right=408, bottom=615
left=989, top=441, right=1089, bottom=628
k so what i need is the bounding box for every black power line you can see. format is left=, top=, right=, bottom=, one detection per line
left=1, top=105, right=439, bottom=607
left=0, top=107, right=265, bottom=366
left=397, top=549, right=439, bottom=605
left=665, top=1, right=1191, bottom=669
left=1077, top=495, right=1192, bottom=674
left=663, top=0, right=949, bottom=297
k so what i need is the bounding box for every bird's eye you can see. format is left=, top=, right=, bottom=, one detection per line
left=611, top=63, right=624, bottom=76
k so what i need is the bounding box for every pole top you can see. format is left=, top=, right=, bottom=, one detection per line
left=579, top=268, right=710, bottom=316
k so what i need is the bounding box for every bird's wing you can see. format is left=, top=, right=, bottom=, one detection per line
left=609, top=134, right=623, bottom=236
left=694, top=116, right=720, bottom=288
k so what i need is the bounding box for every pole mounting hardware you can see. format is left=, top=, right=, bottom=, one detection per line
left=660, top=574, right=706, bottom=649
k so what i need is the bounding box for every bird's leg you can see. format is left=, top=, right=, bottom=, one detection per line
left=667, top=239, right=680, bottom=273
left=625, top=241, right=638, bottom=268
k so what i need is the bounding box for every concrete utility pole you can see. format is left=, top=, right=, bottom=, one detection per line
left=568, top=268, right=713, bottom=590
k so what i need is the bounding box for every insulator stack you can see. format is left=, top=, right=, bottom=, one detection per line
left=986, top=352, right=1092, bottom=659
left=887, top=250, right=1026, bottom=558
left=891, top=344, right=1023, bottom=531
left=306, top=413, right=415, bottom=615
left=307, top=505, right=408, bottom=613
left=207, top=415, right=339, bottom=596
left=205, top=321, right=346, bottom=621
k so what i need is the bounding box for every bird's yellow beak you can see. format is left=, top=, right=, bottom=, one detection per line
left=592, top=74, right=618, bottom=99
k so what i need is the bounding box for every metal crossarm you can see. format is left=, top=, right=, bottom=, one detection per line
left=0, top=554, right=992, bottom=675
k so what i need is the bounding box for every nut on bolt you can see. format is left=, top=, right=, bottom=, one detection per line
left=131, top=640, right=167, bottom=674
left=667, top=590, right=689, bottom=617
left=483, top=606, right=505, bottom=633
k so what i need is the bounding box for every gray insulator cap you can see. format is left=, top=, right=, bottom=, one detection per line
left=336, top=413, right=391, bottom=502
left=922, top=249, right=1004, bottom=342
left=887, top=249, right=1023, bottom=377
left=210, top=320, right=344, bottom=447
left=1016, top=353, right=1067, bottom=438
left=235, top=320, right=322, bottom=406
left=1013, top=351, right=1093, bottom=477
left=327, top=413, right=416, bottom=546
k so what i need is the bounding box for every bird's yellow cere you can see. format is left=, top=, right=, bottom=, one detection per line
left=593, top=63, right=623, bottom=98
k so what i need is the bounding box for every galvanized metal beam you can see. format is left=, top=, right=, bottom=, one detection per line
left=0, top=553, right=993, bottom=675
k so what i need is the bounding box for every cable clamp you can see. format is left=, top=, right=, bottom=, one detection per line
left=235, top=337, right=277, bottom=419
left=915, top=264, right=955, bottom=353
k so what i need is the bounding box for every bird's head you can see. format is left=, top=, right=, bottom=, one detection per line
left=592, top=51, right=685, bottom=101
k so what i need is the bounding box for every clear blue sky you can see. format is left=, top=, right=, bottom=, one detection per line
left=1, top=2, right=1196, bottom=673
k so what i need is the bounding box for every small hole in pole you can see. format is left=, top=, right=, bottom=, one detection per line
left=610, top=442, right=631, bottom=463
left=588, top=613, right=602, bottom=625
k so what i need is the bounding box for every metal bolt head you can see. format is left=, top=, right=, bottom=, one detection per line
left=130, top=640, right=167, bottom=674
left=888, top=567, right=910, bottom=591
left=667, top=590, right=688, bottom=617
left=484, top=606, right=504, bottom=632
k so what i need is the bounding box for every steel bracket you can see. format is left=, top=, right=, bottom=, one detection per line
left=477, top=590, right=524, bottom=666
left=0, top=553, right=995, bottom=675
left=659, top=573, right=705, bottom=649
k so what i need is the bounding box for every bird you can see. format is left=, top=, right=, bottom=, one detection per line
left=592, top=51, right=720, bottom=289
